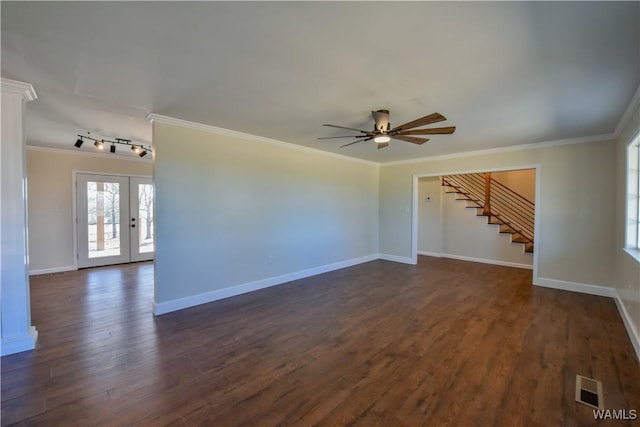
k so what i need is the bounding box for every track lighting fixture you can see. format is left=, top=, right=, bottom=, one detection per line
left=73, top=133, right=152, bottom=158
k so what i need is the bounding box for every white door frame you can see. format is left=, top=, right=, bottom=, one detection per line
left=130, top=176, right=154, bottom=263
left=72, top=171, right=153, bottom=269
left=411, top=164, right=541, bottom=282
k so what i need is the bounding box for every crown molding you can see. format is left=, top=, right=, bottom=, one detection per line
left=380, top=133, right=615, bottom=167
left=614, top=84, right=640, bottom=138
left=146, top=113, right=379, bottom=167
left=1, top=77, right=37, bottom=102
left=26, top=145, right=152, bottom=162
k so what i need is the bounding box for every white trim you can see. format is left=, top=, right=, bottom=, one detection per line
left=27, top=145, right=152, bottom=162
left=418, top=252, right=532, bottom=270
left=1, top=78, right=37, bottom=101
left=613, top=290, right=640, bottom=363
left=614, top=84, right=640, bottom=138
left=72, top=170, right=152, bottom=179
left=532, top=164, right=542, bottom=283
left=72, top=171, right=78, bottom=270
left=623, top=248, right=640, bottom=264
left=146, top=113, right=379, bottom=167
left=417, top=251, right=442, bottom=258
left=412, top=174, right=419, bottom=264
left=153, top=254, right=378, bottom=315
left=29, top=266, right=76, bottom=276
left=0, top=327, right=38, bottom=356
left=377, top=253, right=416, bottom=265
left=533, top=277, right=616, bottom=298
left=382, top=134, right=614, bottom=167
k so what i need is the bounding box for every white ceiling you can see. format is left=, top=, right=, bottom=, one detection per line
left=2, top=2, right=638, bottom=163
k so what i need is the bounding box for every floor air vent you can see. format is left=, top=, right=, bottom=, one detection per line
left=575, top=375, right=603, bottom=409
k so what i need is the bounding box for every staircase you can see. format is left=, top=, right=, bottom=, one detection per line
left=441, top=173, right=535, bottom=253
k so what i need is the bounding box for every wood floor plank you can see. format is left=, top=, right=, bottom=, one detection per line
left=2, top=258, right=639, bottom=426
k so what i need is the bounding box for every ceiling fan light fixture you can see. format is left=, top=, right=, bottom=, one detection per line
left=374, top=135, right=391, bottom=144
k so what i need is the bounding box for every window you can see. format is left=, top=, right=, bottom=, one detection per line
left=626, top=133, right=640, bottom=253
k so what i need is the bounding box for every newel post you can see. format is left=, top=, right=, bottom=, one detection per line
left=483, top=172, right=492, bottom=215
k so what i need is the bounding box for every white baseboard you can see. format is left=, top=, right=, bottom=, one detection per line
left=613, top=290, right=640, bottom=364
left=533, top=277, right=616, bottom=298
left=29, top=266, right=76, bottom=276
left=153, top=254, right=378, bottom=315
left=377, top=253, right=416, bottom=265
left=418, top=251, right=533, bottom=270
left=1, top=326, right=38, bottom=356
left=418, top=251, right=442, bottom=258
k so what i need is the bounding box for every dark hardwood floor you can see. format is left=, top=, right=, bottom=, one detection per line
left=2, top=257, right=639, bottom=426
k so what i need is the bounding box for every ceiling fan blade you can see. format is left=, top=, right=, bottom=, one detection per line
left=390, top=113, right=446, bottom=132
left=323, top=124, right=369, bottom=133
left=317, top=135, right=369, bottom=140
left=395, top=126, right=456, bottom=136
left=377, top=142, right=389, bottom=149
left=340, top=137, right=372, bottom=148
left=391, top=135, right=430, bottom=145
left=340, top=140, right=363, bottom=148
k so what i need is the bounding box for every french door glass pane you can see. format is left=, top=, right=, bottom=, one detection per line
left=137, top=183, right=154, bottom=253
left=87, top=181, right=121, bottom=258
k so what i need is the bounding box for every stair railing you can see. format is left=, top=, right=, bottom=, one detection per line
left=489, top=177, right=534, bottom=241
left=441, top=173, right=535, bottom=244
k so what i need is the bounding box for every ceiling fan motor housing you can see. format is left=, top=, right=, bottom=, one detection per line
left=373, top=110, right=390, bottom=133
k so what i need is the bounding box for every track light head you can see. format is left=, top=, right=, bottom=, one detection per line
left=74, top=138, right=84, bottom=148
left=94, top=140, right=104, bottom=150
left=110, top=144, right=116, bottom=153
left=139, top=149, right=148, bottom=158
left=131, top=145, right=142, bottom=154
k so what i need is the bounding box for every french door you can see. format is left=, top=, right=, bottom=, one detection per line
left=76, top=173, right=154, bottom=268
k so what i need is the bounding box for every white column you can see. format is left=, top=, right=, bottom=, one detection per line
left=1, top=78, right=38, bottom=356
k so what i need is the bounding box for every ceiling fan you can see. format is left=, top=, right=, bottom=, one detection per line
left=319, top=110, right=456, bottom=149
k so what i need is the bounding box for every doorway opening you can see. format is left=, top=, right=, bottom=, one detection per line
left=412, top=165, right=541, bottom=279
left=74, top=173, right=154, bottom=268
